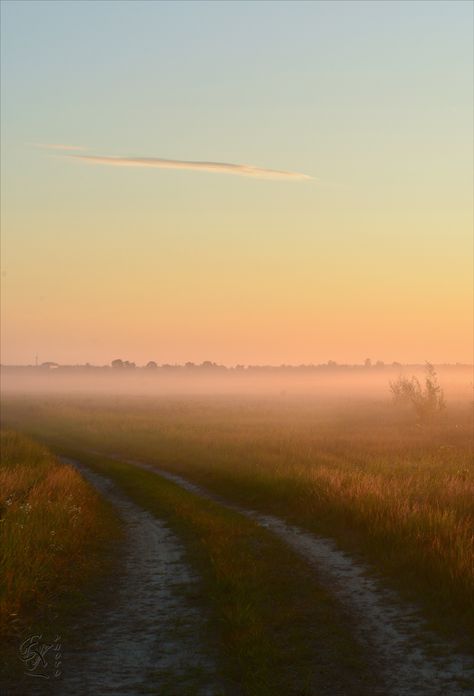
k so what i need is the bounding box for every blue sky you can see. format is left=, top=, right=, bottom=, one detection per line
left=1, top=1, right=473, bottom=364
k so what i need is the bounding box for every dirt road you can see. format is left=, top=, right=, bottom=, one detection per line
left=55, top=458, right=224, bottom=696
left=117, top=455, right=474, bottom=696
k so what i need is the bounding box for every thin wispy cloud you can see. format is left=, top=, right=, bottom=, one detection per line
left=32, top=143, right=86, bottom=151
left=65, top=154, right=312, bottom=181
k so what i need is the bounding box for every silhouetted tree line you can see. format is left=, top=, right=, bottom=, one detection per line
left=4, top=359, right=468, bottom=372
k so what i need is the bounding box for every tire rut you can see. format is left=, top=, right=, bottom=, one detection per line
left=112, top=454, right=474, bottom=696
left=52, top=458, right=224, bottom=696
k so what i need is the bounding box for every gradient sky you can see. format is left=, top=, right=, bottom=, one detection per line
left=1, top=0, right=472, bottom=366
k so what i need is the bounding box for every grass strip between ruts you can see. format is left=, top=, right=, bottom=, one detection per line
left=61, top=448, right=375, bottom=696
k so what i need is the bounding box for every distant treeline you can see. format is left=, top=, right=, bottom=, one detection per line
left=1, top=360, right=471, bottom=373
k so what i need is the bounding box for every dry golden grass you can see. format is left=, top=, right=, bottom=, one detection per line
left=2, top=394, right=473, bottom=640
left=0, top=429, right=118, bottom=644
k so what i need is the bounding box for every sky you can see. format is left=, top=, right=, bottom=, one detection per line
left=1, top=0, right=472, bottom=366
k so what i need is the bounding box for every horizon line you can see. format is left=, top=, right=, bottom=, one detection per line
left=1, top=361, right=472, bottom=369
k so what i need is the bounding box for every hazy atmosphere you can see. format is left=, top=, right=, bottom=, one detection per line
left=1, top=0, right=472, bottom=366
left=1, top=3, right=473, bottom=695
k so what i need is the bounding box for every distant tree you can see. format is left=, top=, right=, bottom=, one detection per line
left=389, top=362, right=446, bottom=423
left=327, top=360, right=338, bottom=367
left=111, top=359, right=135, bottom=369
left=375, top=360, right=385, bottom=367
left=185, top=362, right=196, bottom=369
left=146, top=361, right=158, bottom=369
left=364, top=358, right=372, bottom=367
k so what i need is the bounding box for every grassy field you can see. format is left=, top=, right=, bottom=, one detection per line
left=0, top=430, right=120, bottom=681
left=2, top=392, right=473, bottom=647
left=0, top=428, right=373, bottom=694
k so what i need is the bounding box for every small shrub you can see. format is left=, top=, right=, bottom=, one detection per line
left=390, top=363, right=446, bottom=423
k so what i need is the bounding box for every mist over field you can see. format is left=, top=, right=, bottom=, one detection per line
left=1, top=0, right=472, bottom=692
left=1, top=363, right=472, bottom=401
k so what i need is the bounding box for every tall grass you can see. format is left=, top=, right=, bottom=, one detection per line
left=0, top=430, right=118, bottom=647
left=3, top=394, right=473, bottom=640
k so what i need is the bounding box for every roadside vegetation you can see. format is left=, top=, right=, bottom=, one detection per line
left=390, top=362, right=446, bottom=423
left=3, top=393, right=473, bottom=646
left=0, top=430, right=120, bottom=680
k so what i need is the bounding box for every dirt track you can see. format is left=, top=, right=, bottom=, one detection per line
left=117, top=455, right=474, bottom=696
left=54, top=458, right=223, bottom=696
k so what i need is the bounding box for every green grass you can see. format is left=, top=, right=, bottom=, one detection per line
left=55, top=448, right=373, bottom=696
left=3, top=392, right=473, bottom=646
left=0, top=429, right=120, bottom=682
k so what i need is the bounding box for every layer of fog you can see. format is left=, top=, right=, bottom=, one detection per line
left=1, top=365, right=472, bottom=401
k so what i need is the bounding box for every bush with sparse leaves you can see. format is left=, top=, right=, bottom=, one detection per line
left=389, top=363, right=446, bottom=423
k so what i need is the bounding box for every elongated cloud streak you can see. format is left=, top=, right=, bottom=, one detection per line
left=33, top=143, right=86, bottom=151
left=66, top=154, right=312, bottom=181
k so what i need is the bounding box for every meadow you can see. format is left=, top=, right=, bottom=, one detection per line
left=2, top=389, right=473, bottom=648
left=0, top=426, right=373, bottom=694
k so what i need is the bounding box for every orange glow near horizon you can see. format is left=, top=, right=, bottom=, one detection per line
left=1, top=1, right=472, bottom=366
